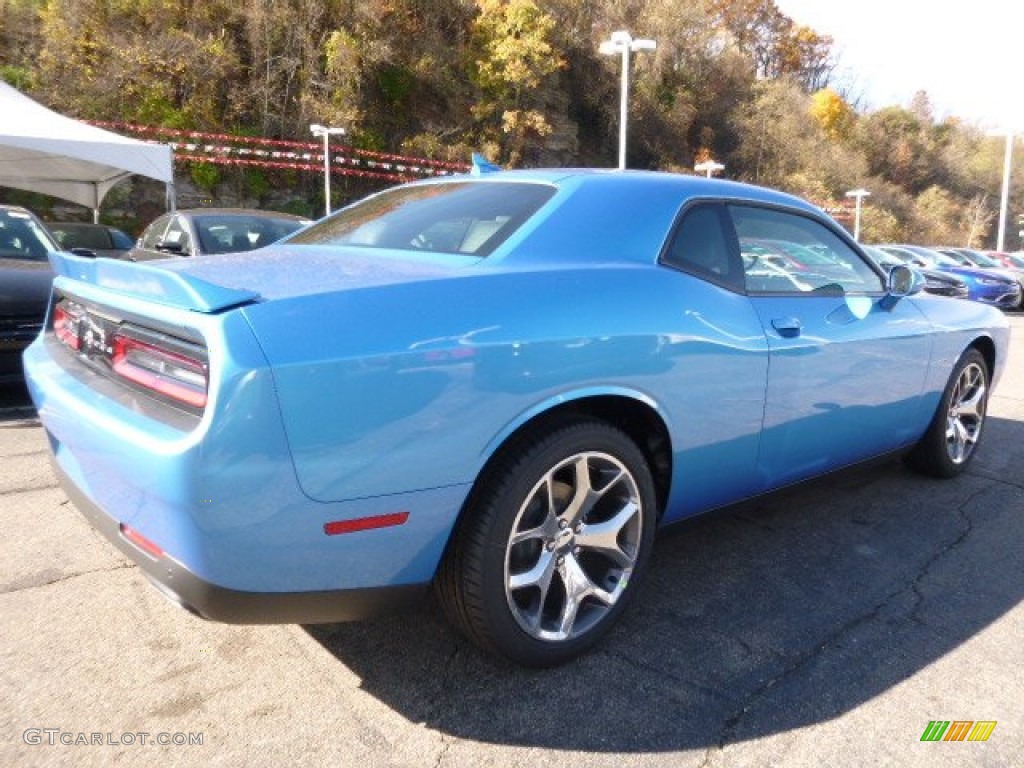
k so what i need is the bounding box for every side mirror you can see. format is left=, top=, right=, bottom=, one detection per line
left=155, top=240, right=185, bottom=254
left=880, top=264, right=924, bottom=309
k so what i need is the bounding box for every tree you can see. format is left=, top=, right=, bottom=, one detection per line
left=0, top=0, right=46, bottom=88
left=709, top=0, right=833, bottom=90
left=961, top=194, right=994, bottom=248
left=35, top=0, right=242, bottom=128
left=469, top=0, right=565, bottom=164
left=855, top=107, right=941, bottom=194
left=730, top=78, right=818, bottom=186
left=774, top=25, right=834, bottom=91
left=809, top=88, right=853, bottom=141
left=912, top=185, right=960, bottom=244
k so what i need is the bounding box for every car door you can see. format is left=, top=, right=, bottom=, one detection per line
left=659, top=203, right=771, bottom=516
left=728, top=203, right=935, bottom=489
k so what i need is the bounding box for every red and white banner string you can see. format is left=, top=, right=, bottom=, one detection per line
left=90, top=121, right=469, bottom=178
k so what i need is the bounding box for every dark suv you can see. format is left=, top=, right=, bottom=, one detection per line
left=1, top=206, right=58, bottom=384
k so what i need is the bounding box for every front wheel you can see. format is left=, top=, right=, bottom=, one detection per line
left=436, top=419, right=657, bottom=666
left=905, top=348, right=989, bottom=478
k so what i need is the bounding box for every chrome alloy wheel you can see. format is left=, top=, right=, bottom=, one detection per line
left=504, top=451, right=643, bottom=642
left=945, top=361, right=987, bottom=465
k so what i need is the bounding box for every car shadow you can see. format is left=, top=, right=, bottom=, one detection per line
left=305, top=414, right=1023, bottom=751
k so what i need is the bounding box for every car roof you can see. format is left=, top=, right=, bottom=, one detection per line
left=413, top=168, right=822, bottom=215
left=172, top=208, right=308, bottom=220
left=1, top=204, right=36, bottom=215
left=50, top=221, right=121, bottom=230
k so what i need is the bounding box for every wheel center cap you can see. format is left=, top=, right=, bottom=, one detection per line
left=555, top=528, right=575, bottom=549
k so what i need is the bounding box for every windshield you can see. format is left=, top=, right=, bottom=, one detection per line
left=289, top=181, right=556, bottom=257
left=862, top=246, right=900, bottom=269
left=928, top=251, right=959, bottom=267
left=972, top=252, right=1000, bottom=268
left=0, top=209, right=56, bottom=261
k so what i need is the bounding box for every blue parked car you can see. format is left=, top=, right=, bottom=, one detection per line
left=25, top=169, right=1010, bottom=666
left=878, top=244, right=1021, bottom=309
left=862, top=245, right=968, bottom=299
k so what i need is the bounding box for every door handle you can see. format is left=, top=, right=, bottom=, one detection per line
left=771, top=317, right=803, bottom=338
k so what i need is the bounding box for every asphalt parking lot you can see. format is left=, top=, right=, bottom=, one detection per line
left=1, top=314, right=1021, bottom=768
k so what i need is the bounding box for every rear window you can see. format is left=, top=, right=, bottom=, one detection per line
left=289, top=181, right=555, bottom=257
left=194, top=215, right=306, bottom=255
left=51, top=224, right=113, bottom=250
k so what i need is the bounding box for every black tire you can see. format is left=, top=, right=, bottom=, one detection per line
left=435, top=418, right=657, bottom=667
left=905, top=348, right=990, bottom=478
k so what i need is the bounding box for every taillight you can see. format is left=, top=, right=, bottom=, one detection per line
left=53, top=304, right=82, bottom=350
left=111, top=334, right=209, bottom=408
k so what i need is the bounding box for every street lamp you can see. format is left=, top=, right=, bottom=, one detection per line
left=694, top=160, right=725, bottom=178
left=845, top=188, right=870, bottom=241
left=996, top=131, right=1013, bottom=252
left=310, top=123, right=346, bottom=216
left=599, top=30, right=657, bottom=170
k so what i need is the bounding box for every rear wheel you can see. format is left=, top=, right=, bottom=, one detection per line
left=436, top=419, right=657, bottom=666
left=906, top=348, right=989, bottom=478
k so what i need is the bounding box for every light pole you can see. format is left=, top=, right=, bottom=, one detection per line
left=310, top=123, right=346, bottom=217
left=845, top=188, right=870, bottom=241
left=599, top=30, right=656, bottom=170
left=996, top=131, right=1013, bottom=252
left=694, top=160, right=725, bottom=178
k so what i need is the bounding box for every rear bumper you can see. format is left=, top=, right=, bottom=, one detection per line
left=54, top=459, right=428, bottom=624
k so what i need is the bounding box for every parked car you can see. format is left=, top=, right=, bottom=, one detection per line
left=934, top=246, right=998, bottom=269
left=862, top=245, right=968, bottom=299
left=128, top=208, right=311, bottom=261
left=967, top=251, right=1024, bottom=309
left=1, top=205, right=58, bottom=384
left=877, top=244, right=1021, bottom=309
left=25, top=170, right=1010, bottom=666
left=988, top=251, right=1024, bottom=271
left=48, top=222, right=134, bottom=259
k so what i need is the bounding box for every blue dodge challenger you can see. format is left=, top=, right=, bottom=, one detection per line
left=24, top=168, right=1010, bottom=666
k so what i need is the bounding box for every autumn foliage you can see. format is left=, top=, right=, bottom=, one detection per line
left=0, top=0, right=1018, bottom=247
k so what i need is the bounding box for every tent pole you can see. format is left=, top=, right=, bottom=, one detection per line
left=166, top=182, right=177, bottom=212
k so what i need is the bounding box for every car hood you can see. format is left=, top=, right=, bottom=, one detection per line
left=918, top=268, right=963, bottom=284
left=0, top=258, right=55, bottom=314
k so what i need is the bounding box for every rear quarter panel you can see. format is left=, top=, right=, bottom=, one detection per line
left=241, top=263, right=772, bottom=518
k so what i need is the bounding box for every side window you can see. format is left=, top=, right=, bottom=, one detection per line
left=161, top=216, right=193, bottom=255
left=110, top=229, right=135, bottom=249
left=140, top=215, right=171, bottom=250
left=662, top=204, right=742, bottom=290
left=729, top=205, right=883, bottom=295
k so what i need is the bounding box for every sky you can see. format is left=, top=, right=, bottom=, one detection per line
left=773, top=0, right=1020, bottom=132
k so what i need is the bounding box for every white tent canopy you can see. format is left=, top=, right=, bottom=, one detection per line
left=0, top=81, right=174, bottom=217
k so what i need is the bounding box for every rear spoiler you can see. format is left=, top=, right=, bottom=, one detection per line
left=48, top=250, right=260, bottom=313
